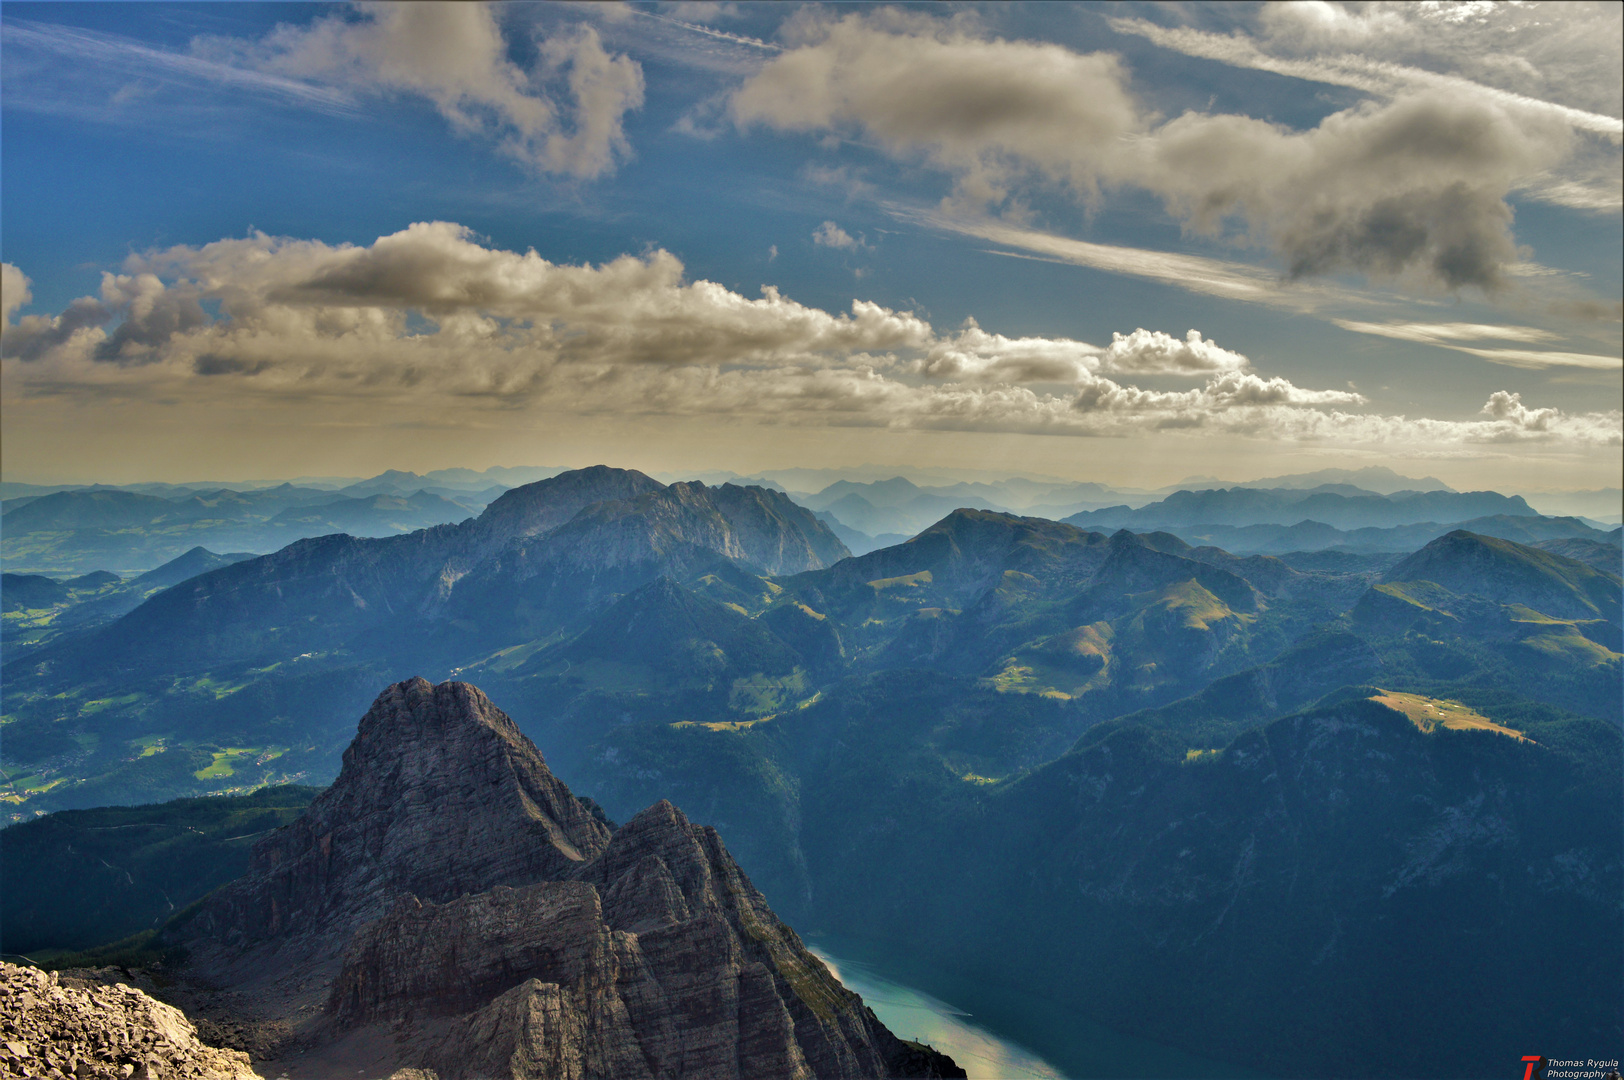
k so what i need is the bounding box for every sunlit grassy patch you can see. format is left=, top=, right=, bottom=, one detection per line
left=989, top=661, right=1036, bottom=693
left=79, top=692, right=144, bottom=715
left=867, top=570, right=933, bottom=592
left=1, top=769, right=66, bottom=796
left=193, top=746, right=280, bottom=780
left=1519, top=627, right=1618, bottom=666
left=670, top=718, right=770, bottom=732
left=1370, top=580, right=1460, bottom=613
left=729, top=669, right=809, bottom=715
left=988, top=622, right=1116, bottom=698
left=1369, top=690, right=1533, bottom=742
left=471, top=635, right=564, bottom=675
left=182, top=675, right=247, bottom=700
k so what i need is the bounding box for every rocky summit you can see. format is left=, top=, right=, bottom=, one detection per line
left=0, top=962, right=255, bottom=1080
left=181, top=680, right=614, bottom=955
left=162, top=678, right=960, bottom=1080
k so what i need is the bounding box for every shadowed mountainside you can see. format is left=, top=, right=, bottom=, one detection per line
left=163, top=678, right=960, bottom=1080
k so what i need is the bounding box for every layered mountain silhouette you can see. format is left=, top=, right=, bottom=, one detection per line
left=1066, top=486, right=1537, bottom=530
left=1381, top=529, right=1621, bottom=623
left=1052, top=485, right=1614, bottom=555
left=0, top=482, right=493, bottom=576
left=167, top=677, right=960, bottom=1080
left=131, top=546, right=260, bottom=590
left=24, top=467, right=846, bottom=676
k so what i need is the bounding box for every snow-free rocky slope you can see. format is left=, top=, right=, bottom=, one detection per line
left=0, top=961, right=255, bottom=1080
left=164, top=678, right=959, bottom=1080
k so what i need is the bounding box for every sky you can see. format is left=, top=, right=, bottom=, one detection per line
left=1, top=0, right=1620, bottom=490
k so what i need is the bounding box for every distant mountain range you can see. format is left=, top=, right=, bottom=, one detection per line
left=1168, top=464, right=1456, bottom=494
left=3, top=546, right=259, bottom=654
left=2, top=463, right=1617, bottom=1079
left=781, top=473, right=1614, bottom=554
left=1058, top=486, right=1619, bottom=555
left=11, top=464, right=1607, bottom=573
left=1069, top=486, right=1537, bottom=528
left=1, top=484, right=496, bottom=575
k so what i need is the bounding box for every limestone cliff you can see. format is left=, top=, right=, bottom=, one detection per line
left=183, top=679, right=612, bottom=952
left=171, top=678, right=958, bottom=1080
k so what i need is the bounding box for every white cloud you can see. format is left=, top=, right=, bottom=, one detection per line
left=0, top=20, right=362, bottom=120
left=1, top=264, right=32, bottom=325
left=916, top=320, right=1101, bottom=383
left=1443, top=346, right=1621, bottom=371
left=4, top=227, right=1617, bottom=452
left=200, top=2, right=644, bottom=177
left=1100, top=329, right=1250, bottom=376
left=732, top=11, right=1142, bottom=210
left=913, top=324, right=1250, bottom=384
left=1106, top=13, right=1622, bottom=140
left=891, top=206, right=1353, bottom=313
left=1331, top=320, right=1560, bottom=344
left=661, top=2, right=742, bottom=22
left=731, top=10, right=1595, bottom=291
left=1333, top=319, right=1620, bottom=368
left=0, top=263, right=113, bottom=364
left=812, top=221, right=859, bottom=249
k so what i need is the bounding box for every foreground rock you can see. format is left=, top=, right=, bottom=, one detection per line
left=0, top=961, right=255, bottom=1080
left=163, top=678, right=959, bottom=1079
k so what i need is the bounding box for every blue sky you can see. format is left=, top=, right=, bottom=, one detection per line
left=2, top=1, right=1620, bottom=489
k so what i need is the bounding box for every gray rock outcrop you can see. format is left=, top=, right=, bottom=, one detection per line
left=183, top=680, right=612, bottom=954
left=0, top=962, right=255, bottom=1080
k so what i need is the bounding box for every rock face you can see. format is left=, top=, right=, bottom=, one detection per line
left=0, top=961, right=255, bottom=1080
left=172, top=678, right=958, bottom=1080
left=185, top=680, right=613, bottom=951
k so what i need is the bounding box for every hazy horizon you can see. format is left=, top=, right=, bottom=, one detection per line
left=5, top=458, right=1620, bottom=504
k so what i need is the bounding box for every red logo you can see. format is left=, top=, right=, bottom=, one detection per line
left=1521, top=1057, right=1547, bottom=1080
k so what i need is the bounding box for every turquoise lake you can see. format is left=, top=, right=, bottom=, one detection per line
left=808, top=939, right=1267, bottom=1080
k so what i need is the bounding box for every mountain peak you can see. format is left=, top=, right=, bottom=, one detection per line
left=184, top=678, right=611, bottom=950
left=471, top=465, right=664, bottom=545
left=169, top=679, right=961, bottom=1078
left=1107, top=526, right=1146, bottom=549
left=1383, top=529, right=1621, bottom=622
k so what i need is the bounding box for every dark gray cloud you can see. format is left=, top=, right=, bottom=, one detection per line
left=730, top=11, right=1584, bottom=293
left=1280, top=182, right=1513, bottom=290
left=1, top=296, right=110, bottom=362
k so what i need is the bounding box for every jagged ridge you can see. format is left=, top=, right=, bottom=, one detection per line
left=172, top=678, right=959, bottom=1080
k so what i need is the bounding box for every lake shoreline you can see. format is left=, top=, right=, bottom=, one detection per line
left=807, top=934, right=1268, bottom=1080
